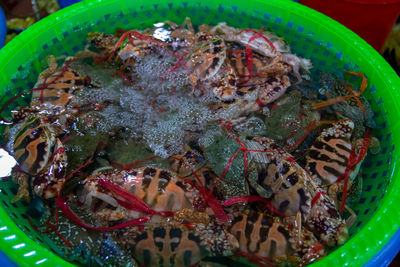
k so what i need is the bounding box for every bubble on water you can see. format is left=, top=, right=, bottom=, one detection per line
left=69, top=51, right=249, bottom=158
left=132, top=50, right=191, bottom=95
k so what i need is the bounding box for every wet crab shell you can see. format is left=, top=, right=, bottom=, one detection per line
left=247, top=137, right=348, bottom=246
left=188, top=32, right=227, bottom=83
left=31, top=67, right=89, bottom=111
left=149, top=20, right=195, bottom=54
left=79, top=167, right=203, bottom=222
left=305, top=118, right=359, bottom=186
left=227, top=48, right=291, bottom=105
left=5, top=116, right=68, bottom=201
left=113, top=223, right=239, bottom=267
left=32, top=138, right=67, bottom=199
left=229, top=210, right=325, bottom=264
left=116, top=39, right=154, bottom=73
left=87, top=32, right=118, bottom=55
left=257, top=75, right=291, bottom=105
left=209, top=23, right=287, bottom=57
left=87, top=31, right=153, bottom=72
left=6, top=116, right=56, bottom=175
left=211, top=23, right=312, bottom=79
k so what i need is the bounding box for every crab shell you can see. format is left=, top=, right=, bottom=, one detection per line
left=210, top=23, right=287, bottom=57
left=247, top=137, right=348, bottom=246
left=114, top=223, right=239, bottom=266
left=87, top=32, right=118, bottom=54
left=305, top=119, right=359, bottom=186
left=229, top=210, right=325, bottom=264
left=168, top=148, right=205, bottom=178
left=79, top=167, right=204, bottom=222
left=32, top=138, right=67, bottom=199
left=8, top=116, right=56, bottom=174
left=188, top=32, right=227, bottom=87
left=6, top=116, right=68, bottom=201
left=31, top=66, right=88, bottom=111
left=227, top=49, right=291, bottom=105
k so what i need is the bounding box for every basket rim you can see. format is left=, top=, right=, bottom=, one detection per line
left=0, top=0, right=400, bottom=266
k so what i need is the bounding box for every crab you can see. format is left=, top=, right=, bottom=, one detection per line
left=87, top=30, right=162, bottom=74
left=211, top=22, right=312, bottom=78
left=76, top=166, right=239, bottom=266
left=168, top=147, right=206, bottom=178
left=78, top=167, right=207, bottom=223
left=5, top=57, right=98, bottom=202
left=229, top=210, right=325, bottom=265
left=306, top=119, right=360, bottom=187
left=245, top=137, right=348, bottom=246
left=5, top=116, right=67, bottom=202
left=149, top=17, right=195, bottom=55
left=210, top=23, right=312, bottom=106
left=186, top=32, right=228, bottom=95
left=113, top=222, right=239, bottom=267
left=263, top=89, right=320, bottom=149
left=305, top=118, right=377, bottom=226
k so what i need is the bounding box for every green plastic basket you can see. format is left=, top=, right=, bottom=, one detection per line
left=0, top=0, right=400, bottom=266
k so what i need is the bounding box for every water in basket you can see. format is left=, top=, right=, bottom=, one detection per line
left=0, top=0, right=399, bottom=266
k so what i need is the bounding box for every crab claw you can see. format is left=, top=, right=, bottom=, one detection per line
left=11, top=171, right=30, bottom=203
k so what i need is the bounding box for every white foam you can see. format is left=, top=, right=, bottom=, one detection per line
left=70, top=55, right=242, bottom=158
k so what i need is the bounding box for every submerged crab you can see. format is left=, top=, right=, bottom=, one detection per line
left=77, top=166, right=239, bottom=266
left=264, top=89, right=320, bottom=149
left=5, top=56, right=101, bottom=202
left=305, top=118, right=378, bottom=225
left=229, top=210, right=325, bottom=265
left=6, top=116, right=67, bottom=202
left=113, top=222, right=238, bottom=267
left=210, top=22, right=312, bottom=104
left=78, top=167, right=206, bottom=222
left=245, top=137, right=348, bottom=246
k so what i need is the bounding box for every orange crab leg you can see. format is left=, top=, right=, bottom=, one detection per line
left=312, top=71, right=367, bottom=110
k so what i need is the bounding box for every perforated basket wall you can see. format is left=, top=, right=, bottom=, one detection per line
left=0, top=0, right=399, bottom=266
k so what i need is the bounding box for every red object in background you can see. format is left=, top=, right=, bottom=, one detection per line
left=299, top=0, right=400, bottom=51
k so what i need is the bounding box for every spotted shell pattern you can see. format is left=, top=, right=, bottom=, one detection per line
left=31, top=68, right=87, bottom=109
left=249, top=137, right=348, bottom=246
left=306, top=119, right=355, bottom=185
left=229, top=211, right=325, bottom=264
left=114, top=223, right=238, bottom=267
left=11, top=116, right=56, bottom=175
left=81, top=167, right=202, bottom=221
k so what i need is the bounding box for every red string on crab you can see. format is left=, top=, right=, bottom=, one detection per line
left=0, top=55, right=97, bottom=124
left=95, top=30, right=165, bottom=65
left=110, top=155, right=159, bottom=171
left=238, top=28, right=277, bottom=54
left=336, top=128, right=372, bottom=214
left=310, top=191, right=327, bottom=208
left=168, top=155, right=230, bottom=223
left=209, top=120, right=318, bottom=218
left=236, top=28, right=276, bottom=87
left=55, top=160, right=176, bottom=232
